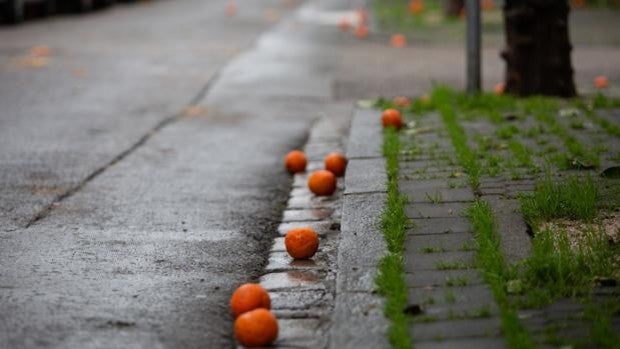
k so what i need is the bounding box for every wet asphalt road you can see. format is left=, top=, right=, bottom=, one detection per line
left=0, top=0, right=323, bottom=347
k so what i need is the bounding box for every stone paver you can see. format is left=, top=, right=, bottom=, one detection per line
left=329, top=108, right=389, bottom=349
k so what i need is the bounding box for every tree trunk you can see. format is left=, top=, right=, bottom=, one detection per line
left=501, top=0, right=577, bottom=97
left=443, top=0, right=464, bottom=17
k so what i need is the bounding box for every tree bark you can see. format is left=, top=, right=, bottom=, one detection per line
left=501, top=0, right=577, bottom=97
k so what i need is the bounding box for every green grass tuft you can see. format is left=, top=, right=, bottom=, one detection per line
left=468, top=200, right=535, bottom=349
left=376, top=127, right=412, bottom=349
left=433, top=87, right=481, bottom=189
left=519, top=176, right=598, bottom=227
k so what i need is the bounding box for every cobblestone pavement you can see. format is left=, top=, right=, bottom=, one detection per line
left=395, top=103, right=620, bottom=348
left=397, top=113, right=506, bottom=348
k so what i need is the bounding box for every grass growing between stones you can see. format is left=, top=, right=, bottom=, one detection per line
left=519, top=175, right=598, bottom=227
left=516, top=176, right=620, bottom=347
left=468, top=200, right=535, bottom=349
left=377, top=86, right=620, bottom=179
left=375, top=127, right=411, bottom=349
left=432, top=88, right=482, bottom=189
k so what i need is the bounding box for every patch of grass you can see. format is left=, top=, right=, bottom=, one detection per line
left=444, top=290, right=456, bottom=304
left=445, top=276, right=469, bottom=287
left=469, top=307, right=492, bottom=318
left=425, top=191, right=443, bottom=204
left=375, top=128, right=411, bottom=349
left=525, top=98, right=600, bottom=167
left=573, top=93, right=620, bottom=137
left=433, top=87, right=481, bottom=189
left=435, top=261, right=468, bottom=270
left=522, top=227, right=615, bottom=301
left=420, top=246, right=446, bottom=253
left=468, top=200, right=534, bottom=349
left=519, top=176, right=598, bottom=228
left=496, top=125, right=519, bottom=139
left=508, top=140, right=536, bottom=170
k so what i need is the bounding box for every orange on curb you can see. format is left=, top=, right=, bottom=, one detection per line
left=308, top=170, right=337, bottom=196
left=324, top=152, right=347, bottom=177
left=234, top=308, right=278, bottom=347
left=354, top=25, right=369, bottom=39
left=393, top=96, right=411, bottom=108
left=285, top=227, right=319, bottom=259
left=493, top=82, right=505, bottom=95
left=230, top=283, right=271, bottom=318
left=390, top=34, right=407, bottom=48
left=284, top=150, right=307, bottom=174
left=381, top=108, right=404, bottom=129
left=594, top=75, right=609, bottom=89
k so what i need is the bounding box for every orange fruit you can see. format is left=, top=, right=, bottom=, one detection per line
left=30, top=45, right=52, bottom=57
left=234, top=308, right=278, bottom=347
left=572, top=0, right=586, bottom=8
left=594, top=75, right=609, bottom=89
left=390, top=34, right=407, bottom=48
left=308, top=170, right=337, bottom=196
left=284, top=150, right=307, bottom=174
left=381, top=108, right=404, bottom=129
left=285, top=227, right=319, bottom=259
left=493, top=82, right=505, bottom=95
left=482, top=0, right=495, bottom=11
left=230, top=283, right=271, bottom=318
left=324, top=152, right=347, bottom=177
left=225, top=1, right=238, bottom=16
left=408, top=0, right=424, bottom=14
left=393, top=96, right=411, bottom=108
left=354, top=25, right=369, bottom=39
left=356, top=8, right=369, bottom=24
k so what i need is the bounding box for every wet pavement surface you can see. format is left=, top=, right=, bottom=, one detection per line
left=3, top=0, right=620, bottom=348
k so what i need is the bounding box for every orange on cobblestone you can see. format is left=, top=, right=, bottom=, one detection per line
left=572, top=0, right=586, bottom=8
left=285, top=227, right=319, bottom=259
left=234, top=308, right=278, bottom=347
left=393, top=96, right=411, bottom=108
left=230, top=283, right=271, bottom=318
left=390, top=34, right=407, bottom=48
left=381, top=108, right=404, bottom=129
left=408, top=0, right=424, bottom=14
left=308, top=170, right=337, bottom=196
left=594, top=75, right=609, bottom=89
left=324, top=152, right=347, bottom=177
left=354, top=25, right=369, bottom=39
left=494, top=82, right=505, bottom=95
left=284, top=150, right=307, bottom=174
left=482, top=0, right=495, bottom=11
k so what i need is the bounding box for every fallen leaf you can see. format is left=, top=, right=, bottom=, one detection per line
left=356, top=99, right=376, bottom=108
left=182, top=105, right=208, bottom=118
left=30, top=45, right=52, bottom=57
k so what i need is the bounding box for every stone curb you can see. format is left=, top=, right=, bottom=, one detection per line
left=329, top=108, right=390, bottom=349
